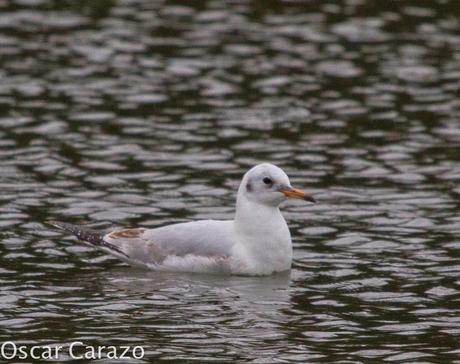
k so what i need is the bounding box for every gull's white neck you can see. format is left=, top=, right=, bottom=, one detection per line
left=232, top=188, right=292, bottom=275
left=234, top=194, right=285, bottom=235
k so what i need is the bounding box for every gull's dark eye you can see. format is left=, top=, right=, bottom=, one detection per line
left=263, top=177, right=273, bottom=185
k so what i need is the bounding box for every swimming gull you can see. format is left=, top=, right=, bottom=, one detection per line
left=49, top=163, right=315, bottom=275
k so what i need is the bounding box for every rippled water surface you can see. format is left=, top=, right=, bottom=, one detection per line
left=1, top=0, right=460, bottom=362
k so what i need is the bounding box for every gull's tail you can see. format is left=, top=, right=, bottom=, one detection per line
left=47, top=221, right=129, bottom=258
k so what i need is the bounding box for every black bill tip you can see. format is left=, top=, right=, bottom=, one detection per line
left=304, top=195, right=316, bottom=203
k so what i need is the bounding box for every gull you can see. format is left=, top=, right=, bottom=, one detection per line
left=49, top=163, right=315, bottom=276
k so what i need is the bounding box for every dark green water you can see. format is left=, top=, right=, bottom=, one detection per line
left=0, top=0, right=459, bottom=362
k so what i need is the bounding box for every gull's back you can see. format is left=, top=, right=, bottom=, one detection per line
left=103, top=220, right=236, bottom=272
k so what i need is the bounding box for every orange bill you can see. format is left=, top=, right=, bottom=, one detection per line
left=279, top=187, right=316, bottom=203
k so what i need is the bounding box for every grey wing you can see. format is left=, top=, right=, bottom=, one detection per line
left=103, top=220, right=236, bottom=266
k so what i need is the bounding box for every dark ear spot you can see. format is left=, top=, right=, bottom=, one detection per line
left=246, top=182, right=252, bottom=192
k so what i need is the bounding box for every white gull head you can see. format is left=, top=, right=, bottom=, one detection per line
left=237, top=163, right=315, bottom=207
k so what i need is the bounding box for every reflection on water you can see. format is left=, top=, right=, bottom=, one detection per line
left=75, top=270, right=293, bottom=361
left=1, top=0, right=460, bottom=362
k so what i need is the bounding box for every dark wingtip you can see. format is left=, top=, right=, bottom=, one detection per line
left=45, top=221, right=129, bottom=258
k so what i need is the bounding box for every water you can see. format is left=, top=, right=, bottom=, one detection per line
left=1, top=0, right=460, bottom=362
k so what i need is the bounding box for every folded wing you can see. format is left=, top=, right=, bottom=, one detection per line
left=103, top=220, right=236, bottom=270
